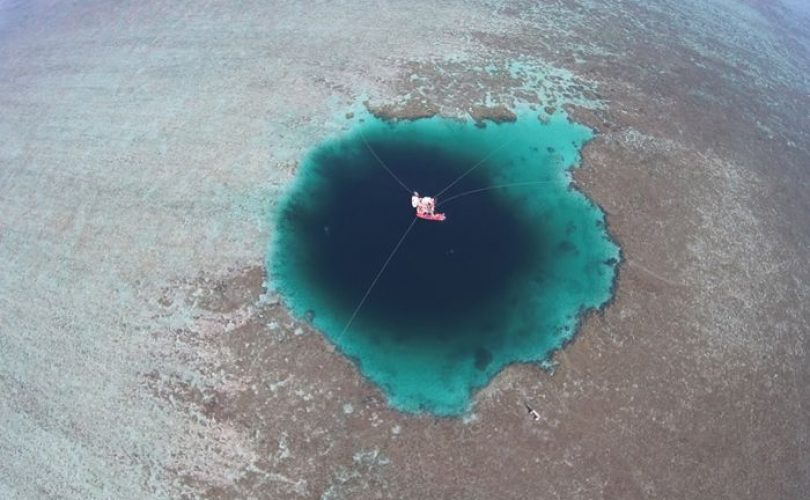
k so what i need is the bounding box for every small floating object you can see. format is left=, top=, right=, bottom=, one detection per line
left=417, top=211, right=446, bottom=221
left=411, top=191, right=446, bottom=222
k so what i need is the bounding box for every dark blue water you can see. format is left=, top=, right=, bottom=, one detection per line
left=270, top=112, right=619, bottom=414
left=288, top=138, right=538, bottom=335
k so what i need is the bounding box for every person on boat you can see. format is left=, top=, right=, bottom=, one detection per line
left=411, top=191, right=436, bottom=216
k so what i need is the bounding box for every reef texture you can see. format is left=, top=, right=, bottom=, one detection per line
left=1, top=0, right=808, bottom=498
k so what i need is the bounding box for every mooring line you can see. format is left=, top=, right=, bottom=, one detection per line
left=437, top=180, right=557, bottom=207
left=336, top=217, right=418, bottom=341
left=359, top=129, right=413, bottom=194
left=627, top=259, right=686, bottom=288
left=435, top=136, right=518, bottom=198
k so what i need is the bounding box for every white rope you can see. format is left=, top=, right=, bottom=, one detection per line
left=437, top=180, right=556, bottom=207
left=359, top=129, right=412, bottom=194
left=336, top=217, right=418, bottom=341
left=435, top=136, right=517, bottom=198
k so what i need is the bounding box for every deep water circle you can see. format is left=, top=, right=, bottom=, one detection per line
left=270, top=111, right=619, bottom=415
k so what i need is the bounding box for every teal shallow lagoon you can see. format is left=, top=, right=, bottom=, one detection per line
left=269, top=110, right=619, bottom=415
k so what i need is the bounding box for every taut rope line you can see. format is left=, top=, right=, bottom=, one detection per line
left=336, top=217, right=418, bottom=341
left=437, top=180, right=557, bottom=207
left=435, top=136, right=518, bottom=198
left=359, top=129, right=412, bottom=194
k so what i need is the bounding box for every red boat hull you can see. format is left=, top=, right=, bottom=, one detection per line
left=417, top=212, right=446, bottom=221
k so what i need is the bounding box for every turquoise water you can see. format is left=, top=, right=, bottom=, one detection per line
left=269, top=110, right=619, bottom=415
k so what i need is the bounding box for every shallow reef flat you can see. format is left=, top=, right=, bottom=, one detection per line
left=1, top=0, right=808, bottom=498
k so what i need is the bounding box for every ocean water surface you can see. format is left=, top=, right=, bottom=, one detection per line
left=269, top=110, right=619, bottom=415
